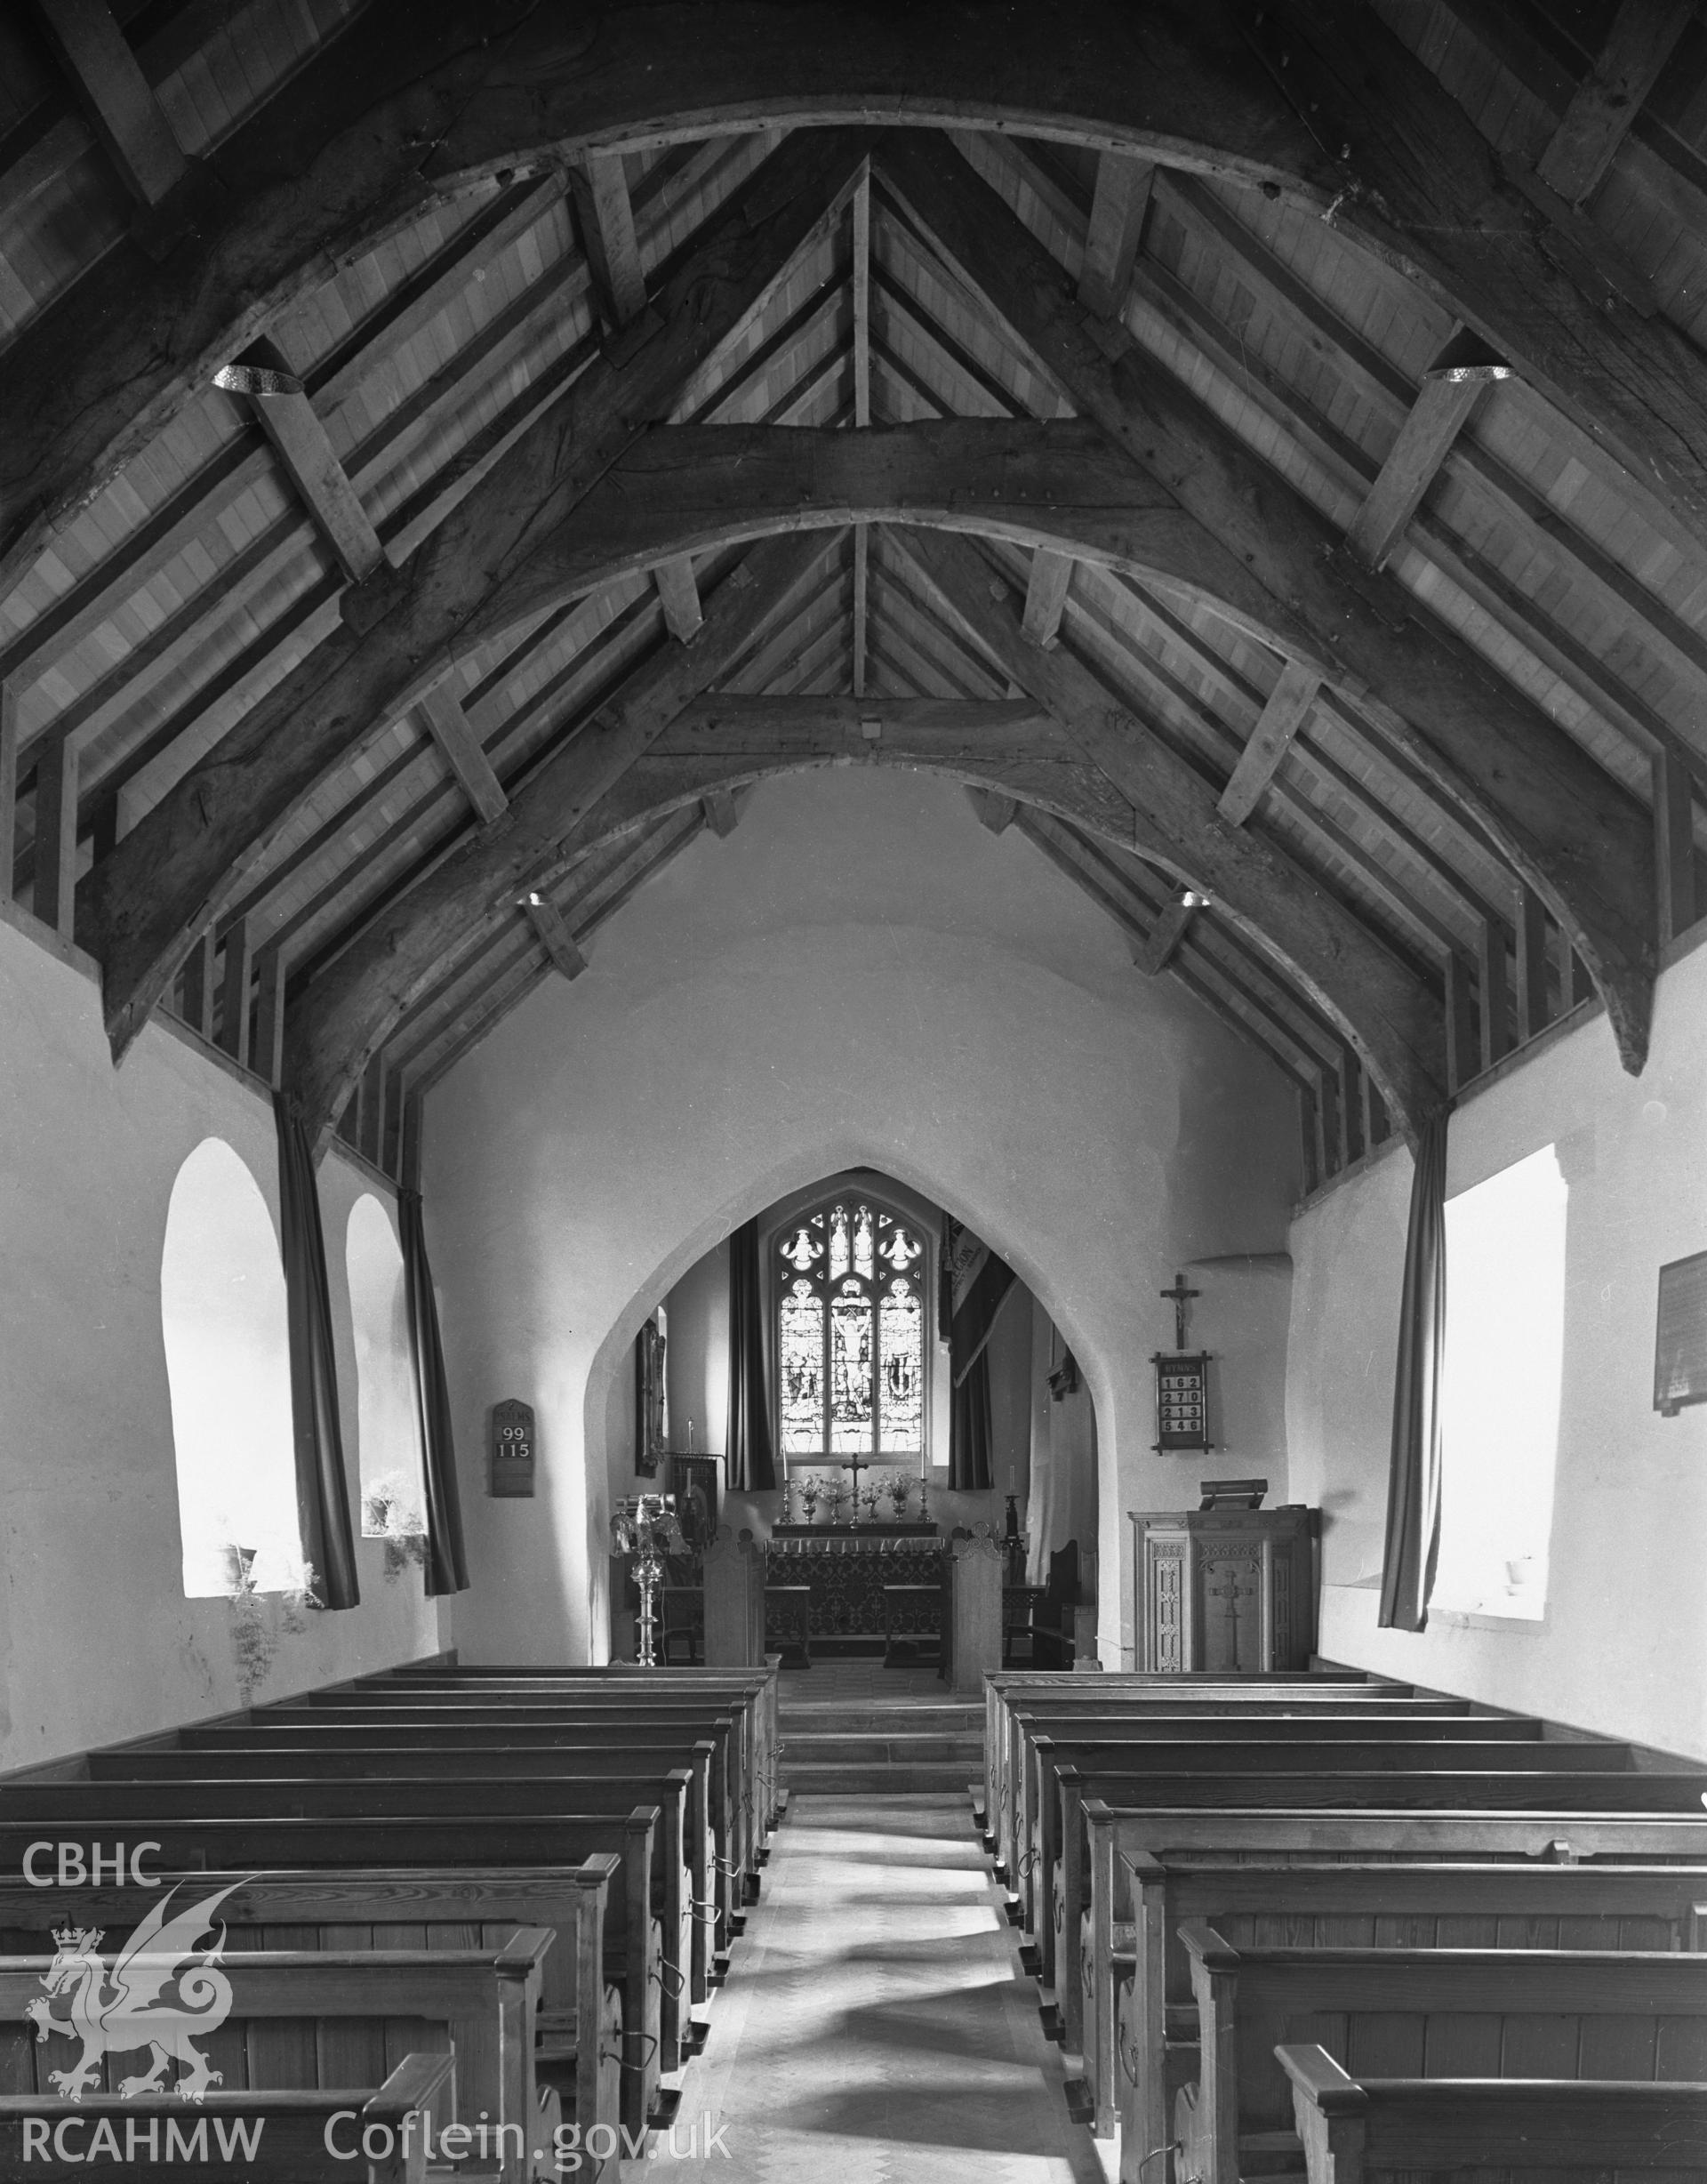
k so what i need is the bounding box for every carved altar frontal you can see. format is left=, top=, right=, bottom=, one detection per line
left=1130, top=1506, right=1318, bottom=1672
left=766, top=1531, right=946, bottom=1640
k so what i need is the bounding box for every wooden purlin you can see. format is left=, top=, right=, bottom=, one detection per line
left=10, top=0, right=1707, bottom=606
left=1138, top=170, right=1707, bottom=779
left=1017, top=807, right=1333, bottom=1091
left=76, top=126, right=880, bottom=1067
left=862, top=163, right=1567, bottom=944
left=879, top=130, right=1656, bottom=1072
left=33, top=0, right=188, bottom=210
left=283, top=529, right=832, bottom=1146
left=1534, top=0, right=1696, bottom=207
left=893, top=523, right=1449, bottom=1137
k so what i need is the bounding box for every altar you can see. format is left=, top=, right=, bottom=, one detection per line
left=765, top=1527, right=945, bottom=1642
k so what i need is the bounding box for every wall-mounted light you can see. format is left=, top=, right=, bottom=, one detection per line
left=1182, top=890, right=1212, bottom=910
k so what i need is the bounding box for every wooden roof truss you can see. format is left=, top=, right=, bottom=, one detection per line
left=2, top=0, right=1705, bottom=1195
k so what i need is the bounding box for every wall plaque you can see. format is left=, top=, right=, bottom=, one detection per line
left=1655, top=1249, right=1707, bottom=1417
left=490, top=1398, right=536, bottom=1497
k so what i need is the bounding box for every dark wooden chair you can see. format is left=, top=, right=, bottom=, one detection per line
left=1003, top=1584, right=1046, bottom=1666
left=661, top=1584, right=703, bottom=1665
left=883, top=1582, right=941, bottom=1664
left=765, top=1584, right=812, bottom=1666
left=1032, top=1539, right=1079, bottom=1668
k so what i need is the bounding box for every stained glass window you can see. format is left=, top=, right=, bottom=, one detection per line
left=774, top=1196, right=926, bottom=1460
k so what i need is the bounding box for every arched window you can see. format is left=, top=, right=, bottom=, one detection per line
left=775, top=1195, right=927, bottom=1464
left=161, top=1138, right=301, bottom=1597
left=345, top=1195, right=428, bottom=1538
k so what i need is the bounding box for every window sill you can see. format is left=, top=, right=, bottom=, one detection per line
left=1426, top=1603, right=1551, bottom=1637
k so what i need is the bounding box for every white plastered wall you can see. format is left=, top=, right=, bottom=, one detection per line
left=1287, top=938, right=1707, bottom=1761
left=0, top=907, right=447, bottom=1769
left=420, top=771, right=1299, bottom=1665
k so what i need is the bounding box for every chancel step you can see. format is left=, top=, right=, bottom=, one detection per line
left=781, top=1716, right=983, bottom=1791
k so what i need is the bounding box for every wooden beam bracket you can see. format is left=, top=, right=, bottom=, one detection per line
left=418, top=682, right=508, bottom=827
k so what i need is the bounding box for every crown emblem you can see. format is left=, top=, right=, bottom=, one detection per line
left=50, top=1923, right=99, bottom=1951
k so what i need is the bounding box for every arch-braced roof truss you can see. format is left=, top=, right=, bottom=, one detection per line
left=2, top=0, right=1704, bottom=1192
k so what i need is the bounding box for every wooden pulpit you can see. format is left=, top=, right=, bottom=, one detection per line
left=1130, top=1503, right=1318, bottom=1672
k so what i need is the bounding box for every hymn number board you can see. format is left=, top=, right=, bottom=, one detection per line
left=490, top=1398, right=536, bottom=1497
left=1152, top=1353, right=1211, bottom=1454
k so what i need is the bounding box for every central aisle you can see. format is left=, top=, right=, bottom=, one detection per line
left=652, top=1791, right=1106, bottom=2181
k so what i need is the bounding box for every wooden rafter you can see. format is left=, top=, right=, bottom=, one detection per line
left=1020, top=550, right=1074, bottom=650
left=1078, top=151, right=1152, bottom=317
left=1135, top=896, right=1197, bottom=976
left=1123, top=232, right=1707, bottom=804
left=701, top=788, right=743, bottom=837
left=1535, top=0, right=1697, bottom=206
left=879, top=130, right=1656, bottom=1071
left=1218, top=660, right=1321, bottom=828
left=522, top=892, right=589, bottom=980
left=11, top=0, right=1707, bottom=606
left=653, top=556, right=704, bottom=644
left=217, top=342, right=387, bottom=587
left=77, top=127, right=878, bottom=1064
left=853, top=159, right=873, bottom=698
left=282, top=531, right=831, bottom=1146
left=31, top=0, right=188, bottom=210
left=570, top=150, right=648, bottom=326
left=1017, top=807, right=1335, bottom=1088
left=417, top=682, right=508, bottom=826
left=894, top=524, right=1449, bottom=1137
left=1344, top=340, right=1511, bottom=574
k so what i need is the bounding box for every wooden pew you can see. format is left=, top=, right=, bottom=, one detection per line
left=79, top=1739, right=730, bottom=1999
left=1017, top=1721, right=1632, bottom=1965
left=344, top=1666, right=781, bottom=1843
left=0, top=2051, right=453, bottom=2184
left=0, top=1768, right=701, bottom=2014
left=1116, top=1858, right=1707, bottom=2180
left=0, top=1867, right=623, bottom=2180
left=241, top=1698, right=753, bottom=1908
left=1179, top=1927, right=1707, bottom=2184
left=1078, top=1803, right=1707, bottom=2146
left=983, top=1672, right=1421, bottom=1832
left=1277, top=2044, right=1707, bottom=2184
left=996, top=1701, right=1543, bottom=1882
left=986, top=1684, right=1477, bottom=1876
left=2, top=1929, right=555, bottom=2184
left=0, top=1811, right=666, bottom=2137
left=242, top=1698, right=754, bottom=1910
left=1037, top=1750, right=1707, bottom=2032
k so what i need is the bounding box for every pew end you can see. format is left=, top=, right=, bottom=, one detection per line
left=0, top=2051, right=456, bottom=2184
left=1278, top=2044, right=1707, bottom=2182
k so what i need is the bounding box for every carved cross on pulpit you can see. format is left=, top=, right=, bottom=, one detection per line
left=1160, top=1272, right=1200, bottom=1351
left=1203, top=1554, right=1260, bottom=1673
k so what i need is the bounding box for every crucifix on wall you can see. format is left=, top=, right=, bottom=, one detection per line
left=1153, top=1271, right=1211, bottom=1455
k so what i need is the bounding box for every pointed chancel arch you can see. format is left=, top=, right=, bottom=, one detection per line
left=159, top=1137, right=300, bottom=1597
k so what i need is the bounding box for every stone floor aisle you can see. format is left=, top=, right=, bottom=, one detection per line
left=640, top=1794, right=1106, bottom=2183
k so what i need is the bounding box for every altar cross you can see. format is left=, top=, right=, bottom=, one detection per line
left=1161, top=1271, right=1200, bottom=1351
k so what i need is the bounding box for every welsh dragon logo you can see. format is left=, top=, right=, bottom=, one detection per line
left=24, top=1882, right=243, bottom=2102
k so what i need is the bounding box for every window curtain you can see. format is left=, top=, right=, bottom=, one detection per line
left=400, top=1188, right=470, bottom=1596
left=1378, top=1111, right=1448, bottom=1632
left=943, top=1216, right=1013, bottom=1493
left=725, top=1218, right=776, bottom=1492
left=273, top=1094, right=360, bottom=1610
left=949, top=1351, right=993, bottom=1492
